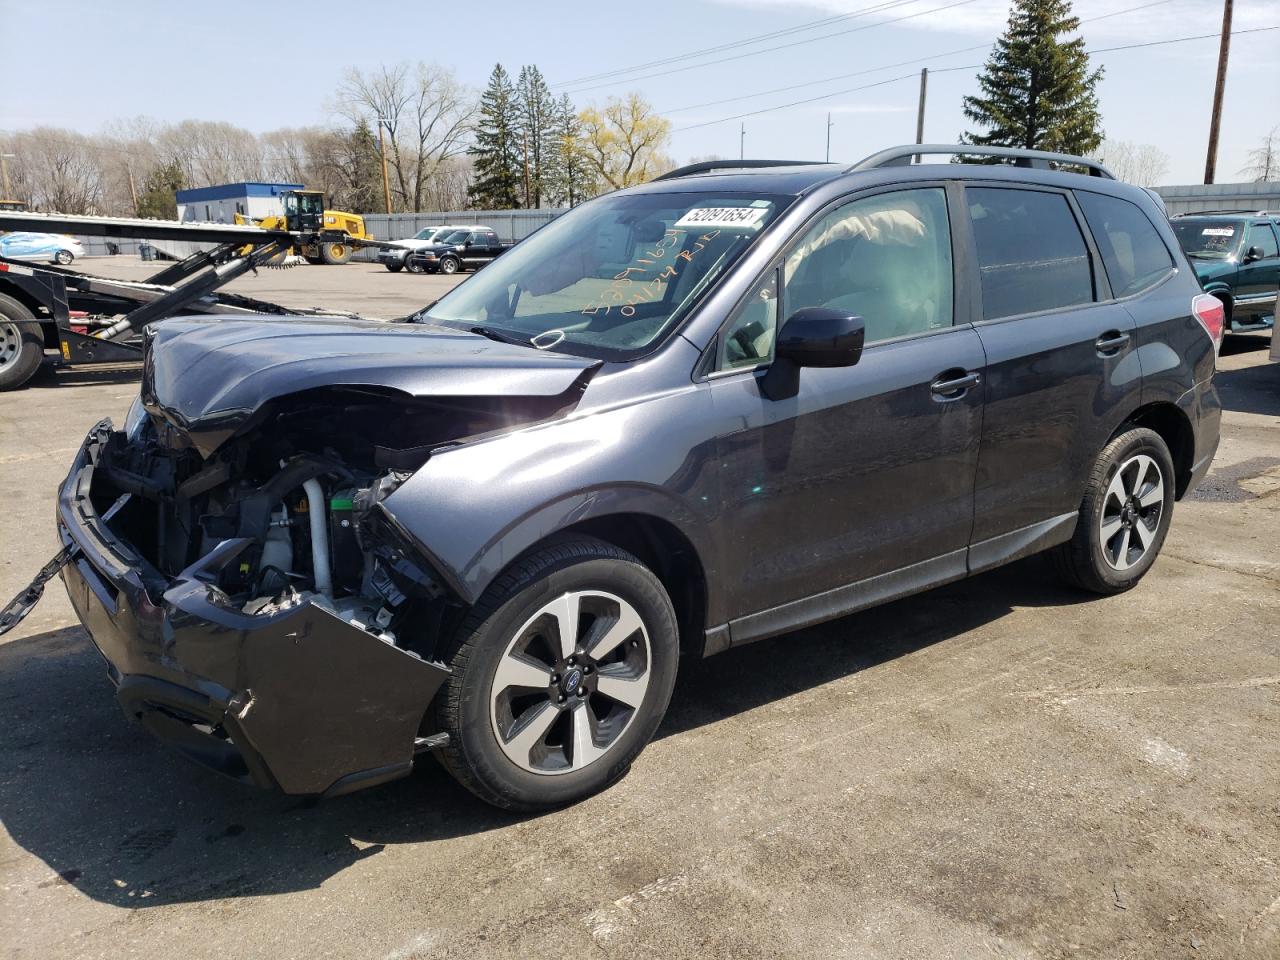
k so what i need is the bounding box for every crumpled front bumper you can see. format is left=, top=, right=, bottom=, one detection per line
left=57, top=420, right=450, bottom=797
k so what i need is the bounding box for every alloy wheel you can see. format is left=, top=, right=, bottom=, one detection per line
left=1099, top=453, right=1165, bottom=571
left=489, top=590, right=651, bottom=775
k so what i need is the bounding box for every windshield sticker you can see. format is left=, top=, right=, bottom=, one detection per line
left=674, top=207, right=768, bottom=231
left=1201, top=227, right=1235, bottom=237
left=581, top=229, right=720, bottom=319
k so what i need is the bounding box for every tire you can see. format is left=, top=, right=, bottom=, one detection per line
left=320, top=242, right=351, bottom=265
left=1050, top=426, right=1176, bottom=594
left=405, top=257, right=426, bottom=275
left=54, top=249, right=74, bottom=265
left=303, top=254, right=325, bottom=266
left=434, top=535, right=679, bottom=810
left=384, top=262, right=403, bottom=273
left=438, top=256, right=460, bottom=275
left=0, top=294, right=45, bottom=391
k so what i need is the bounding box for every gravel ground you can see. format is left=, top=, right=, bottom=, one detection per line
left=0, top=259, right=1277, bottom=959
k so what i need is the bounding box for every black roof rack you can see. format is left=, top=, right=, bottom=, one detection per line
left=1171, top=209, right=1280, bottom=218
left=849, top=144, right=1115, bottom=179
left=653, top=159, right=828, bottom=181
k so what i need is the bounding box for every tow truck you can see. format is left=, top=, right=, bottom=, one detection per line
left=0, top=211, right=386, bottom=391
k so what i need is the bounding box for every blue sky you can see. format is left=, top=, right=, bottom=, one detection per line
left=3, top=0, right=1277, bottom=184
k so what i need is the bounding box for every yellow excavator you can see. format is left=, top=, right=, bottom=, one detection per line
left=235, top=189, right=371, bottom=264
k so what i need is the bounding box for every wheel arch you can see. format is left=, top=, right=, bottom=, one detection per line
left=1117, top=401, right=1196, bottom=499
left=1201, top=282, right=1234, bottom=324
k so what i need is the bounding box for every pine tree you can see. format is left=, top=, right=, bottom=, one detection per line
left=135, top=160, right=184, bottom=219
left=543, top=94, right=595, bottom=207
left=961, top=0, right=1104, bottom=156
left=516, top=65, right=555, bottom=208
left=343, top=120, right=384, bottom=213
left=468, top=64, right=522, bottom=209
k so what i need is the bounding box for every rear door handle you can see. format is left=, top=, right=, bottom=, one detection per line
left=931, top=371, right=981, bottom=399
left=1095, top=331, right=1131, bottom=355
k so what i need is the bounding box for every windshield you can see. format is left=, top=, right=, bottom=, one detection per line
left=438, top=230, right=469, bottom=244
left=1172, top=220, right=1242, bottom=260
left=422, top=190, right=790, bottom=358
left=414, top=228, right=438, bottom=240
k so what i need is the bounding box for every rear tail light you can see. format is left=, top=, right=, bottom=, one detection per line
left=1191, top=294, right=1225, bottom=351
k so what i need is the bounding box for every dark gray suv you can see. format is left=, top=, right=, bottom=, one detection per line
left=42, top=145, right=1222, bottom=809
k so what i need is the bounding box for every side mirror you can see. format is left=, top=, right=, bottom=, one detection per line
left=1243, top=245, right=1264, bottom=263
left=464, top=240, right=473, bottom=248
left=760, top=307, right=865, bottom=401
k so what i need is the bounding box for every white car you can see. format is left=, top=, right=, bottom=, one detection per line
left=377, top=225, right=486, bottom=273
left=0, top=232, right=86, bottom=265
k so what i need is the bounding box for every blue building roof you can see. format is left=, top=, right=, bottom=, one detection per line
left=175, top=182, right=304, bottom=203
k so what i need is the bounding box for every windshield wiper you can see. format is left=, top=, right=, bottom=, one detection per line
left=470, top=325, right=532, bottom=347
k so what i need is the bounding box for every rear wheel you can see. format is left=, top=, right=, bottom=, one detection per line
left=438, top=256, right=460, bottom=275
left=1050, top=427, right=1175, bottom=594
left=320, top=241, right=351, bottom=265
left=0, top=294, right=45, bottom=391
left=54, top=249, right=74, bottom=265
left=434, top=536, right=679, bottom=810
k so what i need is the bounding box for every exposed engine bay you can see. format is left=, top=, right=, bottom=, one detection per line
left=93, top=385, right=574, bottom=661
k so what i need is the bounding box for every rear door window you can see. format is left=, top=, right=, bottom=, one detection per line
left=966, top=187, right=1094, bottom=320
left=1076, top=191, right=1174, bottom=298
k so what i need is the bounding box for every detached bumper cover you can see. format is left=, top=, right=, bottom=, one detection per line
left=57, top=420, right=449, bottom=796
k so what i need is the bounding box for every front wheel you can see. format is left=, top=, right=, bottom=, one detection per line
left=384, top=262, right=403, bottom=273
left=405, top=257, right=426, bottom=274
left=434, top=536, right=679, bottom=810
left=438, top=256, right=460, bottom=275
left=1050, top=426, right=1175, bottom=594
left=54, top=249, right=74, bottom=265
left=320, top=242, right=351, bottom=265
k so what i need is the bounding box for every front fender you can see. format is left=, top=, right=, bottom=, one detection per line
left=380, top=383, right=722, bottom=606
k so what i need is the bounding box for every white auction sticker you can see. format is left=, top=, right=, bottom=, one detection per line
left=674, top=206, right=769, bottom=230
left=1202, top=227, right=1235, bottom=237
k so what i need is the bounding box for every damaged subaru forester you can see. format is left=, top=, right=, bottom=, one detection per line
left=27, top=146, right=1221, bottom=810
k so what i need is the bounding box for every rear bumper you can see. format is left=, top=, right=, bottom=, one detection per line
left=57, top=421, right=449, bottom=797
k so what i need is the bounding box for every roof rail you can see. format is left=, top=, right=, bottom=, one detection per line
left=849, top=144, right=1115, bottom=179
left=1171, top=209, right=1280, bottom=218
left=653, top=159, right=827, bottom=181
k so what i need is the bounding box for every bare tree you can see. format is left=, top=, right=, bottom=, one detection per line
left=7, top=128, right=108, bottom=213
left=1239, top=125, right=1280, bottom=182
left=336, top=62, right=476, bottom=211
left=1095, top=140, right=1170, bottom=186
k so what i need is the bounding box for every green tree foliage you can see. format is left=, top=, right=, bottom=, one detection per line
left=543, top=94, right=598, bottom=207
left=961, top=0, right=1103, bottom=156
left=339, top=120, right=385, bottom=213
left=468, top=64, right=522, bottom=209
left=516, top=65, right=556, bottom=208
left=135, top=159, right=184, bottom=219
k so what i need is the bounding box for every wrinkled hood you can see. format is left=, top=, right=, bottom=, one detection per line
left=142, top=316, right=598, bottom=456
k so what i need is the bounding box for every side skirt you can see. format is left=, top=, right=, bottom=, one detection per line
left=701, top=513, right=1078, bottom=657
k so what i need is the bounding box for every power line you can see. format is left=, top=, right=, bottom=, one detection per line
left=552, top=0, right=920, bottom=87
left=671, top=23, right=1279, bottom=133
left=662, top=0, right=1176, bottom=116
left=558, top=0, right=983, bottom=96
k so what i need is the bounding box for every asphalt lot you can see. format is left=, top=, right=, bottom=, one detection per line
left=1, top=259, right=1277, bottom=959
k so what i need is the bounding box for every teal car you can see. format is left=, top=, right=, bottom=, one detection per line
left=1171, top=213, right=1279, bottom=333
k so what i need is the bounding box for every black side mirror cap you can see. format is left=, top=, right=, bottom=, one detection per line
left=760, top=307, right=865, bottom=401
left=1243, top=245, right=1264, bottom=263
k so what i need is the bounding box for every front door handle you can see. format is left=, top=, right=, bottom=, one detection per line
left=931, top=371, right=981, bottom=399
left=1095, top=331, right=1131, bottom=355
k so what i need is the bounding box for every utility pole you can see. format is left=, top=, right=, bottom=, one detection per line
left=0, top=153, right=14, bottom=200
left=1204, top=0, right=1233, bottom=184
left=911, top=67, right=931, bottom=152
left=375, top=117, right=393, bottom=214
left=126, top=164, right=139, bottom=216
left=740, top=123, right=745, bottom=161
left=826, top=112, right=833, bottom=162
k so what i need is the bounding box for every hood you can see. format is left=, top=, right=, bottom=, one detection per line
left=1189, top=258, right=1235, bottom=284
left=142, top=316, right=599, bottom=457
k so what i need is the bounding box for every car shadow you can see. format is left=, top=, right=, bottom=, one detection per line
left=0, top=556, right=1087, bottom=908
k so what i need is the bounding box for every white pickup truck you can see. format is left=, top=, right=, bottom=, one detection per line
left=377, top=225, right=487, bottom=273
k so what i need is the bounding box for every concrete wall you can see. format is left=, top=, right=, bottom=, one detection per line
left=1153, top=181, right=1280, bottom=216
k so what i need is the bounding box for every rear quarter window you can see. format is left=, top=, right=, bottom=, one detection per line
left=1076, top=191, right=1174, bottom=298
